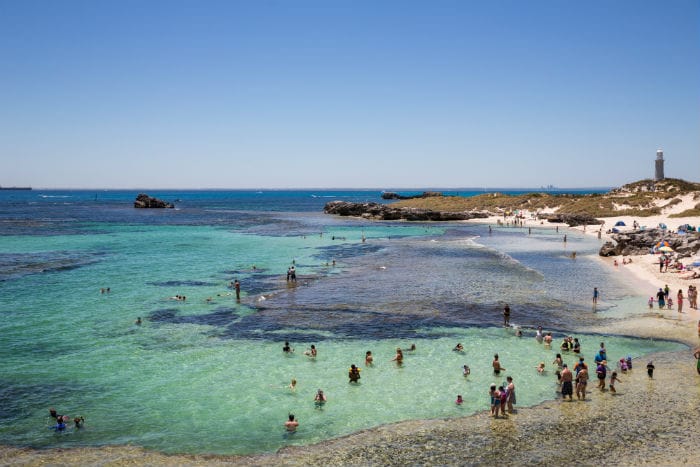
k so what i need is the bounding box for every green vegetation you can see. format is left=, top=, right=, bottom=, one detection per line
left=391, top=178, right=700, bottom=218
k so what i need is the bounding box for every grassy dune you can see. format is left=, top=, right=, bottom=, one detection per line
left=391, top=178, right=700, bottom=218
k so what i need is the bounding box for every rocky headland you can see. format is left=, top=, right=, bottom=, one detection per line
left=134, top=193, right=175, bottom=209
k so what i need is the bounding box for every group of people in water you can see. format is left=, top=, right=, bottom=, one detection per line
left=48, top=408, right=84, bottom=432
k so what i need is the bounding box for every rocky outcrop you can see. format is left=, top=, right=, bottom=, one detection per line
left=539, top=213, right=603, bottom=227
left=324, top=201, right=489, bottom=221
left=381, top=191, right=443, bottom=200
left=599, top=228, right=700, bottom=257
left=134, top=193, right=174, bottom=209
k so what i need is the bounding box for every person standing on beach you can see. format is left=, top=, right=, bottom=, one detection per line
left=593, top=287, right=599, bottom=305
left=503, top=304, right=511, bottom=327
left=576, top=366, right=589, bottom=400
left=646, top=361, right=655, bottom=378
left=561, top=364, right=573, bottom=400
left=596, top=361, right=607, bottom=390
left=489, top=384, right=499, bottom=417
left=693, top=348, right=700, bottom=375
left=505, top=376, right=516, bottom=413
left=656, top=288, right=666, bottom=309
left=677, top=289, right=684, bottom=313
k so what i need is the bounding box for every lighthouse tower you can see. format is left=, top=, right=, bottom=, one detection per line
left=654, top=149, right=664, bottom=181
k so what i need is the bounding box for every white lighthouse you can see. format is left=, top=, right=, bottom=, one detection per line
left=654, top=149, right=664, bottom=181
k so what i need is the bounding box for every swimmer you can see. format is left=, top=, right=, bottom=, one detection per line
left=314, top=389, right=327, bottom=407
left=462, top=364, right=471, bottom=377
left=456, top=394, right=463, bottom=405
left=289, top=378, right=297, bottom=391
left=515, top=327, right=523, bottom=337
left=282, top=341, right=294, bottom=353
left=553, top=353, right=564, bottom=369
left=51, top=418, right=67, bottom=432
left=304, top=344, right=317, bottom=358
left=535, top=326, right=543, bottom=343
left=135, top=317, right=142, bottom=325
left=73, top=416, right=85, bottom=428
left=544, top=332, right=553, bottom=347
left=285, top=414, right=299, bottom=431
left=536, top=362, right=546, bottom=374
left=492, top=354, right=505, bottom=375
left=48, top=408, right=60, bottom=420
left=348, top=364, right=361, bottom=383
left=365, top=350, right=373, bottom=366
left=453, top=343, right=464, bottom=352
left=391, top=348, right=403, bottom=365
left=407, top=343, right=416, bottom=351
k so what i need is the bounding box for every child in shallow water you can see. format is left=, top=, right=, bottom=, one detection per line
left=455, top=395, right=463, bottom=405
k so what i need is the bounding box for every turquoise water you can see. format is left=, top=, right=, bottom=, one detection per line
left=0, top=190, right=683, bottom=455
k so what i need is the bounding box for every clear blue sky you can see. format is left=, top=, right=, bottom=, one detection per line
left=1, top=0, right=698, bottom=189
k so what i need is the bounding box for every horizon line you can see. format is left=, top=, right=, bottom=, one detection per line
left=12, top=185, right=616, bottom=192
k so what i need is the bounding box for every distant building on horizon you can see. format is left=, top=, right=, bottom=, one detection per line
left=654, top=149, right=664, bottom=181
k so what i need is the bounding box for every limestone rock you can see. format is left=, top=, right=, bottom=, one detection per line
left=134, top=193, right=174, bottom=209
left=539, top=213, right=603, bottom=227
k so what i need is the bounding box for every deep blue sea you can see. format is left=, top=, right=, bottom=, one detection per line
left=0, top=188, right=682, bottom=455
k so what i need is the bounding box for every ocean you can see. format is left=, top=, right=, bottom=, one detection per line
left=0, top=189, right=683, bottom=455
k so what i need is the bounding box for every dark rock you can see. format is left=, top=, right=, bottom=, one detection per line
left=381, top=191, right=443, bottom=200
left=324, top=201, right=488, bottom=221
left=134, top=193, right=174, bottom=209
left=599, top=228, right=700, bottom=257
left=599, top=241, right=618, bottom=256
left=539, top=213, right=603, bottom=227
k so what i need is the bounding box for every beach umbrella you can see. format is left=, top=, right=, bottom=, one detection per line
left=658, top=246, right=674, bottom=253
left=658, top=223, right=667, bottom=229
left=654, top=240, right=670, bottom=249
left=615, top=221, right=626, bottom=226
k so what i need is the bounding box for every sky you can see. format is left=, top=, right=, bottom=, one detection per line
left=1, top=0, right=698, bottom=189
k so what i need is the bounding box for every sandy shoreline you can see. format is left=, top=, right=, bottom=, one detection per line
left=3, top=213, right=699, bottom=466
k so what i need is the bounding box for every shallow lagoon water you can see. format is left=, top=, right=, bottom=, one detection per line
left=0, top=190, right=683, bottom=456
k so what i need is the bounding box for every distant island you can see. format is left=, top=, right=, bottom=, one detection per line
left=0, top=186, right=31, bottom=190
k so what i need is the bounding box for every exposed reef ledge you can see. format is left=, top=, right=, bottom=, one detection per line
left=323, top=201, right=489, bottom=221
left=134, top=193, right=174, bottom=209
